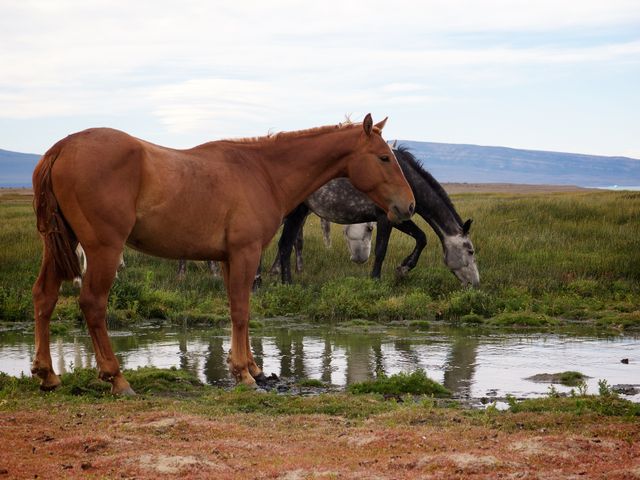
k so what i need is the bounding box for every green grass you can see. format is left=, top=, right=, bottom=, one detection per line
left=1, top=189, right=639, bottom=330
left=526, top=371, right=589, bottom=386
left=508, top=395, right=640, bottom=417
left=348, top=370, right=450, bottom=397
left=2, top=367, right=637, bottom=421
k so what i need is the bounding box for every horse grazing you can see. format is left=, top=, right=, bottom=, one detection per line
left=31, top=114, right=414, bottom=393
left=272, top=146, right=479, bottom=286
left=342, top=222, right=375, bottom=264
left=269, top=221, right=374, bottom=275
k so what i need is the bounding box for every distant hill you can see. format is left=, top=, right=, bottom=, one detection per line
left=400, top=141, right=640, bottom=188
left=1, top=142, right=639, bottom=188
left=0, top=149, right=41, bottom=187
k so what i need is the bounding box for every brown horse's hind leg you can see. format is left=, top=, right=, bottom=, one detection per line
left=222, top=246, right=264, bottom=386
left=79, top=246, right=134, bottom=395
left=31, top=246, right=64, bottom=390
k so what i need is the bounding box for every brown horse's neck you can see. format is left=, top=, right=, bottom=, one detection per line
left=232, top=127, right=361, bottom=216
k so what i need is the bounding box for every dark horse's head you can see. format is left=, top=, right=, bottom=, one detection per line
left=394, top=145, right=479, bottom=288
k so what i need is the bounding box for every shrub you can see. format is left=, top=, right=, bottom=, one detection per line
left=445, top=289, right=497, bottom=319
left=348, top=370, right=450, bottom=396
left=488, top=311, right=556, bottom=327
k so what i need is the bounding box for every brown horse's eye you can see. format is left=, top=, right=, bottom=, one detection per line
left=379, top=155, right=390, bottom=162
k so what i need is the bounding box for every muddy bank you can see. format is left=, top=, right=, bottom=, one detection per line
left=1, top=398, right=639, bottom=479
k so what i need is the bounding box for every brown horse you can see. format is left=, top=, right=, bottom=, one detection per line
left=31, top=114, right=415, bottom=394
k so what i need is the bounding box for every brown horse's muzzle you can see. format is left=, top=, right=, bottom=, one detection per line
left=387, top=199, right=415, bottom=223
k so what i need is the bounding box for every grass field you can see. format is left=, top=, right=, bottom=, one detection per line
left=2, top=187, right=640, bottom=479
left=1, top=187, right=639, bottom=330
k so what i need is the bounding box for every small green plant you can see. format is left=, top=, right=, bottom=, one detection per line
left=598, top=379, right=614, bottom=397
left=547, top=384, right=561, bottom=398
left=570, top=381, right=588, bottom=397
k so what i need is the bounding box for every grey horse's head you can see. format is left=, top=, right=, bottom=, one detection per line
left=343, top=222, right=375, bottom=264
left=443, top=219, right=480, bottom=288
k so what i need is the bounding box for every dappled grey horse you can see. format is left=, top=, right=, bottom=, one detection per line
left=269, top=221, right=375, bottom=273
left=342, top=222, right=375, bottom=263
left=273, top=147, right=479, bottom=286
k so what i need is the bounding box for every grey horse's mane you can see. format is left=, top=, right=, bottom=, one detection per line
left=396, top=145, right=463, bottom=227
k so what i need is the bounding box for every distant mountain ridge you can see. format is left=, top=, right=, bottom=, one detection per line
left=400, top=140, right=640, bottom=187
left=1, top=142, right=639, bottom=188
left=0, top=149, right=41, bottom=187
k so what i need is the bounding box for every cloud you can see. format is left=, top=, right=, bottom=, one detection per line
left=1, top=0, right=638, bottom=156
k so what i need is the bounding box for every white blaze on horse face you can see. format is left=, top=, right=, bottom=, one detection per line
left=443, top=234, right=480, bottom=287
left=343, top=222, right=375, bottom=264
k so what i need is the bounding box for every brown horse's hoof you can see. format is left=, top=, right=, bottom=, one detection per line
left=39, top=376, right=62, bottom=392
left=110, top=374, right=136, bottom=396
left=112, top=385, right=136, bottom=396
left=32, top=365, right=62, bottom=391
left=234, top=370, right=257, bottom=387
left=241, top=378, right=258, bottom=389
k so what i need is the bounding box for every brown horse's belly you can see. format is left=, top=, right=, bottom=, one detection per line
left=126, top=219, right=227, bottom=261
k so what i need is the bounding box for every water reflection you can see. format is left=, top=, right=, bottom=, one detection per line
left=442, top=333, right=479, bottom=398
left=0, top=324, right=638, bottom=401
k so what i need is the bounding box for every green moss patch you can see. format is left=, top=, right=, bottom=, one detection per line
left=348, top=370, right=450, bottom=397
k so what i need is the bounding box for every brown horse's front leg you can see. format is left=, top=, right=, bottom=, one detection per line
left=222, top=246, right=264, bottom=386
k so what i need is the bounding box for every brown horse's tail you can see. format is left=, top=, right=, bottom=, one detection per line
left=33, top=144, right=82, bottom=280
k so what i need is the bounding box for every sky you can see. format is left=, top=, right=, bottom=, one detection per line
left=1, top=0, right=639, bottom=158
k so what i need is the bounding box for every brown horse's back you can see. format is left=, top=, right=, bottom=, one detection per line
left=44, top=128, right=276, bottom=261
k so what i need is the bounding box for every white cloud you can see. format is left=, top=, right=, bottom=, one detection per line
left=0, top=0, right=639, bottom=155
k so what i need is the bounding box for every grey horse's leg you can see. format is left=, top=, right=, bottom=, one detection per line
left=208, top=260, right=220, bottom=277
left=320, top=218, right=331, bottom=248
left=177, top=259, right=187, bottom=279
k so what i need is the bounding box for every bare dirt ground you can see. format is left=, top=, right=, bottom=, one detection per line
left=1, top=401, right=639, bottom=479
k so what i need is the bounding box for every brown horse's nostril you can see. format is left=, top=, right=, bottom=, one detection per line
left=408, top=202, right=415, bottom=216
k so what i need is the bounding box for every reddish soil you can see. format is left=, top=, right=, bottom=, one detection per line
left=1, top=403, right=639, bottom=479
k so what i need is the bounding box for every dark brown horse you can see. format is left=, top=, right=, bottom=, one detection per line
left=31, top=115, right=414, bottom=394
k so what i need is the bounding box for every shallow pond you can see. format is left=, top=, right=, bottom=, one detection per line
left=1, top=319, right=638, bottom=402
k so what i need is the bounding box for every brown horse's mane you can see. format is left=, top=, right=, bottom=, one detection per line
left=212, top=118, right=381, bottom=146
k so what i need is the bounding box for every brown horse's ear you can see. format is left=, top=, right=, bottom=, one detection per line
left=375, top=117, right=388, bottom=131
left=363, top=113, right=373, bottom=136
left=462, top=219, right=473, bottom=235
